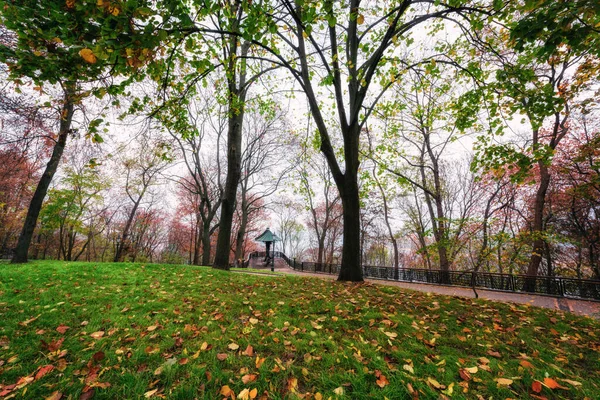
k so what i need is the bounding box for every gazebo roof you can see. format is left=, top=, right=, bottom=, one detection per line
left=255, top=228, right=281, bottom=243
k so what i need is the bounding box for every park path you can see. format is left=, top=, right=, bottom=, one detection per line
left=242, top=265, right=600, bottom=319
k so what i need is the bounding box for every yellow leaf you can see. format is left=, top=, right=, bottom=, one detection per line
left=496, top=378, right=513, bottom=386
left=384, top=331, right=397, bottom=339
left=200, top=342, right=208, bottom=351
left=442, top=382, right=454, bottom=396
left=249, top=317, right=259, bottom=325
left=427, top=377, right=443, bottom=389
left=79, top=48, right=97, bottom=64
left=357, top=14, right=365, bottom=25
left=249, top=388, right=258, bottom=399
left=237, top=388, right=250, bottom=400
left=144, top=389, right=158, bottom=398
left=241, top=374, right=257, bottom=384
left=560, top=379, right=581, bottom=387
left=315, top=393, right=323, bottom=400
left=228, top=343, right=240, bottom=351
left=287, top=377, right=298, bottom=393
left=333, top=387, right=344, bottom=396
left=109, top=6, right=120, bottom=16
left=255, top=356, right=265, bottom=369
left=403, top=364, right=414, bottom=374
left=220, top=385, right=234, bottom=397
left=465, top=366, right=478, bottom=374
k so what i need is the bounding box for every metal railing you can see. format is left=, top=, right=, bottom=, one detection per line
left=245, top=251, right=600, bottom=301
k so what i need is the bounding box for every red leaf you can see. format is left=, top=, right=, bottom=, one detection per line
left=42, top=338, right=65, bottom=352
left=459, top=369, right=471, bottom=381
left=92, top=351, right=105, bottom=362
left=79, top=388, right=95, bottom=400
left=56, top=325, right=70, bottom=334
left=35, top=365, right=55, bottom=380
left=532, top=380, right=543, bottom=393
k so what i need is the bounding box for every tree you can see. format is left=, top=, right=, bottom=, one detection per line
left=297, top=153, right=342, bottom=266
left=166, top=90, right=225, bottom=265
left=470, top=13, right=600, bottom=288
left=114, top=134, right=170, bottom=262
left=233, top=106, right=290, bottom=262
left=39, top=166, right=107, bottom=261
left=0, top=0, right=158, bottom=263
left=221, top=0, right=501, bottom=280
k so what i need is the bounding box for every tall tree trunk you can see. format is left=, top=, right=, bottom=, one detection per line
left=114, top=200, right=143, bottom=262
left=12, top=93, right=74, bottom=264
left=524, top=164, right=550, bottom=291
left=317, top=236, right=326, bottom=265
left=192, top=218, right=201, bottom=265
left=213, top=110, right=244, bottom=270
left=234, top=203, right=248, bottom=263
left=337, top=167, right=363, bottom=281
left=373, top=166, right=399, bottom=279
left=201, top=224, right=212, bottom=266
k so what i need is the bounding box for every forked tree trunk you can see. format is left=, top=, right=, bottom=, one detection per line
left=12, top=93, right=74, bottom=264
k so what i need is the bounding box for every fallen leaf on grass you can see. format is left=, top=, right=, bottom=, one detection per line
left=496, top=378, right=513, bottom=386
left=19, top=315, right=40, bottom=326
left=333, top=387, right=344, bottom=396
left=532, top=380, right=542, bottom=393
left=384, top=331, right=397, bottom=339
left=221, top=385, right=234, bottom=397
left=519, top=360, right=534, bottom=369
left=459, top=369, right=471, bottom=381
left=544, top=377, right=568, bottom=390
left=144, top=389, right=158, bottom=398
left=92, top=351, right=105, bottom=362
left=464, top=366, right=478, bottom=374
left=42, top=338, right=64, bottom=352
left=427, top=377, right=444, bottom=389
left=255, top=357, right=265, bottom=368
left=35, top=365, right=55, bottom=380
left=376, top=373, right=389, bottom=388
left=79, top=388, right=95, bottom=400
left=56, top=325, right=70, bottom=334
left=241, top=374, right=257, bottom=384
left=243, top=345, right=254, bottom=357
left=487, top=350, right=502, bottom=358
left=287, top=377, right=298, bottom=393
left=90, top=331, right=104, bottom=339
left=560, top=379, right=581, bottom=387
left=217, top=353, right=228, bottom=361
left=45, top=391, right=63, bottom=400
left=228, top=343, right=240, bottom=351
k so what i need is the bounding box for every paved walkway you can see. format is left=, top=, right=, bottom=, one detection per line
left=241, top=266, right=600, bottom=319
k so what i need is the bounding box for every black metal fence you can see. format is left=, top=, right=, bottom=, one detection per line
left=245, top=251, right=600, bottom=301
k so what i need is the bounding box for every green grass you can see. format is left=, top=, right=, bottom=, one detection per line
left=0, top=261, right=598, bottom=399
